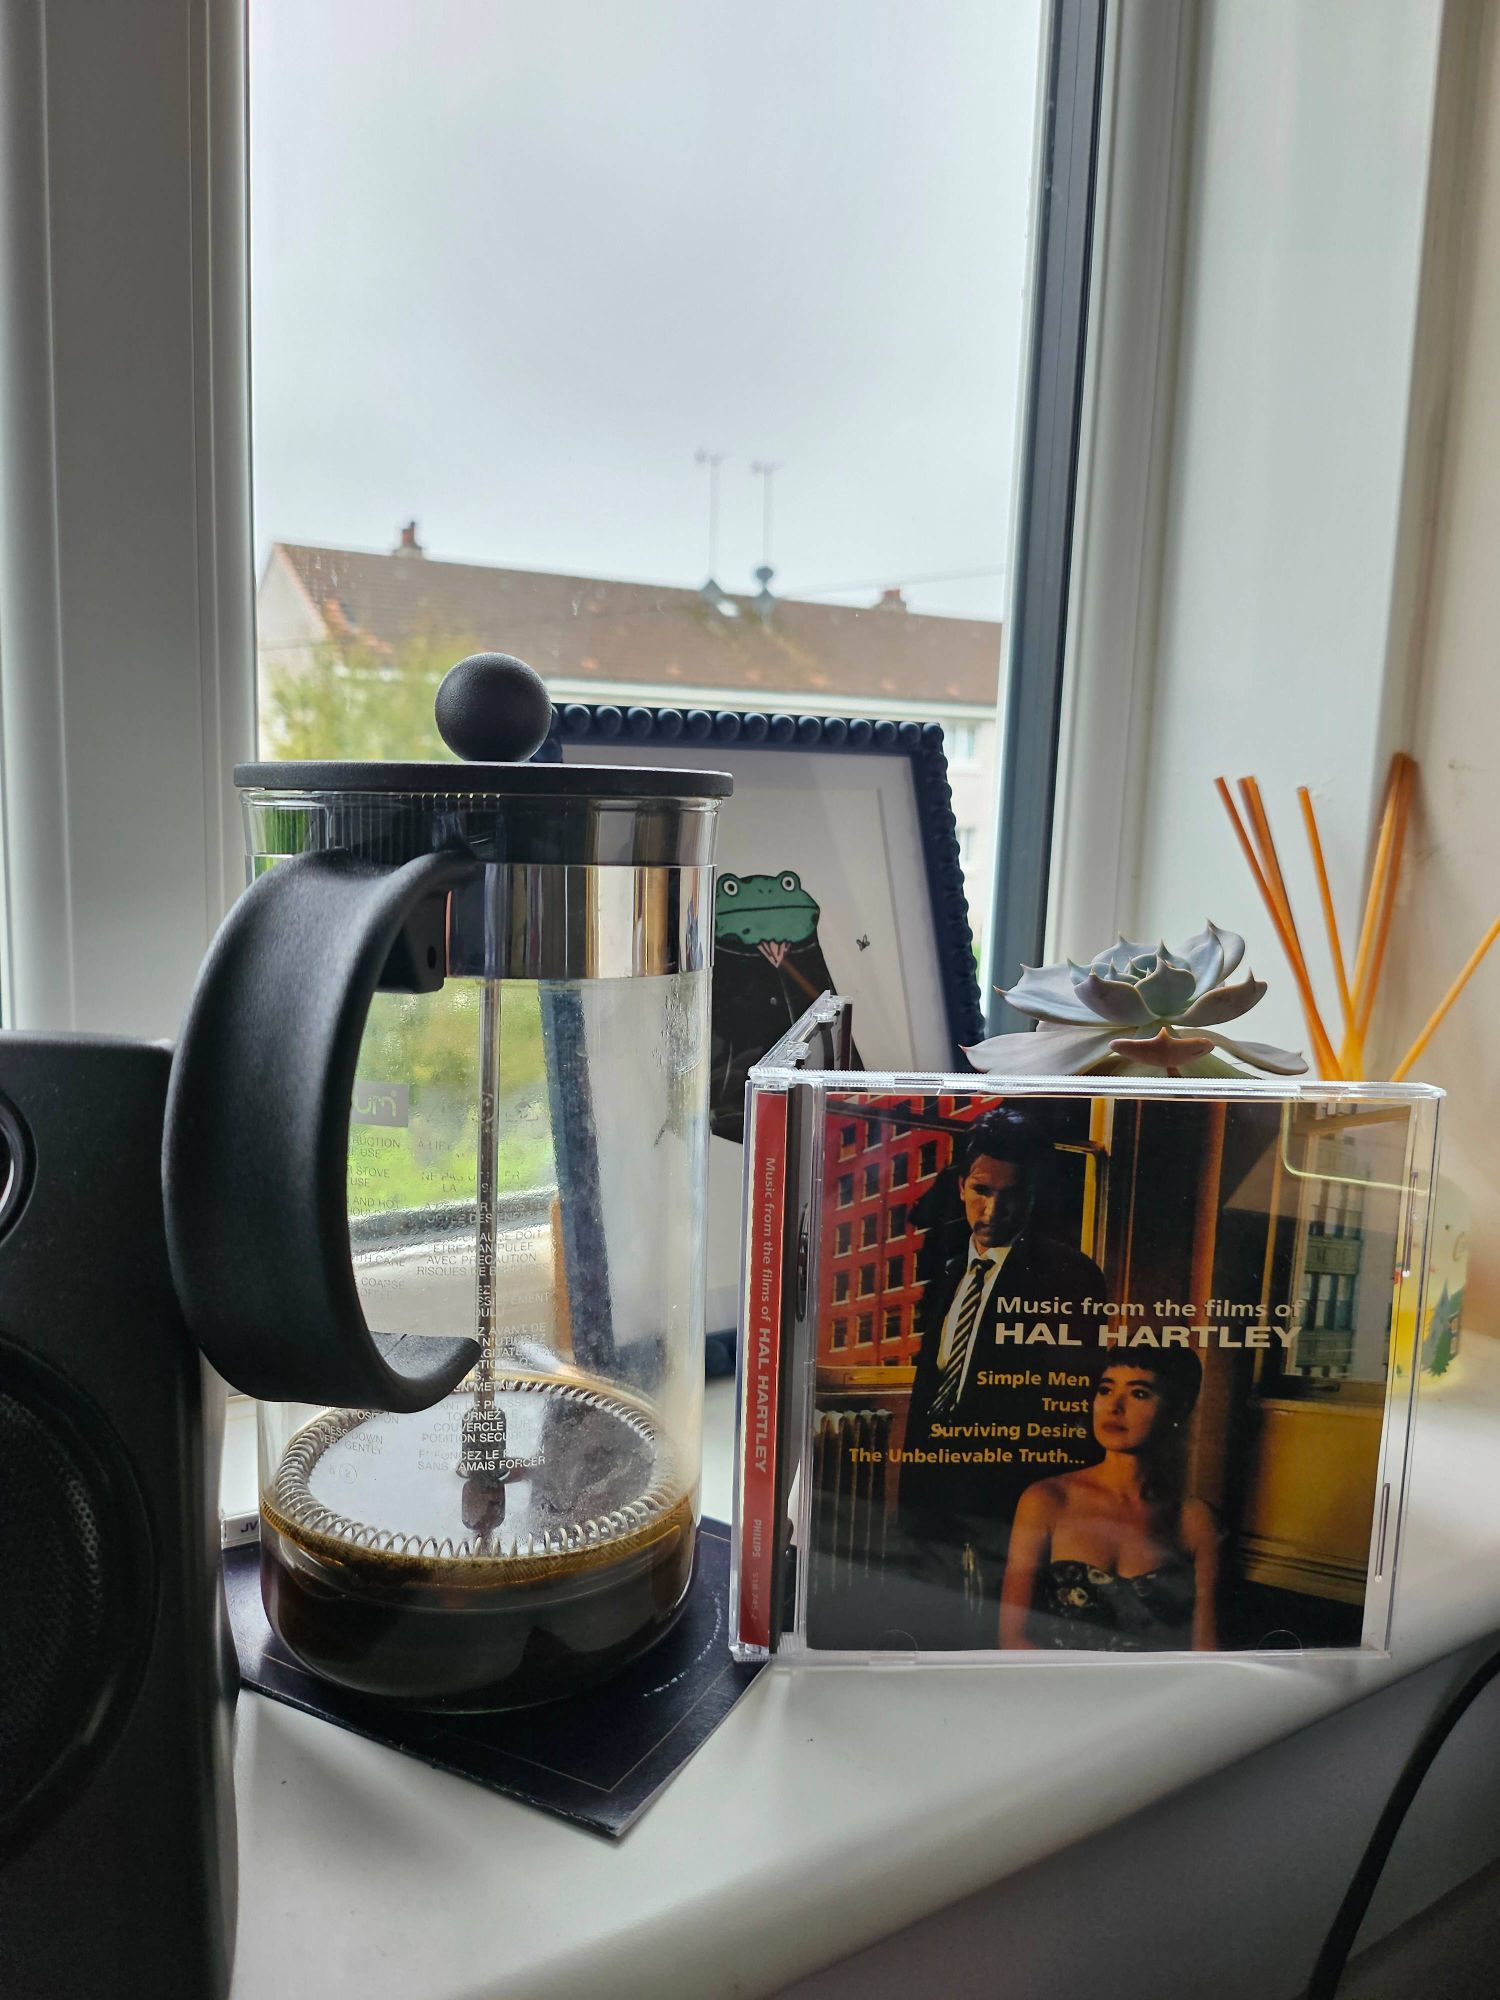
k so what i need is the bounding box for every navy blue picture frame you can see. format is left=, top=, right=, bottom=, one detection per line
left=537, top=701, right=984, bottom=1060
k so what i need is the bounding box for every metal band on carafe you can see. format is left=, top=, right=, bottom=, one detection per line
left=445, top=864, right=712, bottom=981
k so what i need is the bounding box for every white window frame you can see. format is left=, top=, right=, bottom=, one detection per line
left=1046, top=0, right=1477, bottom=995
left=1042, top=0, right=1197, bottom=964
left=0, top=0, right=253, bottom=1039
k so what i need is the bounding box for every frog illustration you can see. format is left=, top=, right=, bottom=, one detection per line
left=710, top=870, right=862, bottom=1140
left=716, top=869, right=823, bottom=957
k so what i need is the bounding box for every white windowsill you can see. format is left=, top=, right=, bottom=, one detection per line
left=223, top=1341, right=1500, bottom=1999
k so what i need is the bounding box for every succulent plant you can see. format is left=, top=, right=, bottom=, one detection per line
left=965, top=923, right=1307, bottom=1078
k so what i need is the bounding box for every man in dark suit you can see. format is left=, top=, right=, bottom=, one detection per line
left=884, top=1109, right=1109, bottom=1648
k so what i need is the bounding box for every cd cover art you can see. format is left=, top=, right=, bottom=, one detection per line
left=733, top=1009, right=1439, bottom=1663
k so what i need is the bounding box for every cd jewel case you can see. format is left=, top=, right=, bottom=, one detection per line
left=731, top=997, right=1441, bottom=1665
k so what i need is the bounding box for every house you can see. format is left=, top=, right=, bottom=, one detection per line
left=256, top=528, right=1004, bottom=935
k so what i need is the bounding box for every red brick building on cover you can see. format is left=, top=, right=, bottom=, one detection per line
left=817, top=1096, right=993, bottom=1368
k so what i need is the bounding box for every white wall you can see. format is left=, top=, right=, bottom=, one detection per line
left=1382, top=4, right=1500, bottom=1329
left=1126, top=0, right=1445, bottom=1057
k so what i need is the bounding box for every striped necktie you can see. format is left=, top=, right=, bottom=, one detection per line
left=930, top=1258, right=990, bottom=1414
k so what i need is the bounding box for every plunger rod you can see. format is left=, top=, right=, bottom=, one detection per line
left=459, top=976, right=505, bottom=1481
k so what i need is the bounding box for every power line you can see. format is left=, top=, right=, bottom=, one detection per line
left=783, top=565, right=1006, bottom=599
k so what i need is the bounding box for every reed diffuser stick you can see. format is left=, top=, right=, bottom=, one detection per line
left=1240, top=777, right=1319, bottom=990
left=1238, top=779, right=1294, bottom=930
left=1343, top=754, right=1412, bottom=1071
left=1213, top=753, right=1498, bottom=1083
left=1297, top=786, right=1358, bottom=1051
left=1391, top=913, right=1500, bottom=1082
left=1237, top=776, right=1341, bottom=1078
left=1353, top=756, right=1414, bottom=1049
left=1213, top=778, right=1341, bottom=1078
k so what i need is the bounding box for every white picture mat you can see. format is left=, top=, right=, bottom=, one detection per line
left=563, top=742, right=951, bottom=1066
left=564, top=739, right=960, bottom=1331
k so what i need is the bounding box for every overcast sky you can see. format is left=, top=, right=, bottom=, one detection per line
left=249, top=1, right=1043, bottom=622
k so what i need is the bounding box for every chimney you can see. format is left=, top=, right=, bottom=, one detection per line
left=875, top=586, right=906, bottom=612
left=753, top=563, right=776, bottom=620
left=395, top=519, right=424, bottom=557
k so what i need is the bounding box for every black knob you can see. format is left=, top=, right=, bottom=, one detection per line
left=434, top=653, right=553, bottom=763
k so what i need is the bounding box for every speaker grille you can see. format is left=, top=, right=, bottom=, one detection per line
left=0, top=1348, right=151, bottom=1851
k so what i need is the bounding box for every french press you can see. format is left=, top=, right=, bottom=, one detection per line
left=165, top=656, right=729, bottom=1709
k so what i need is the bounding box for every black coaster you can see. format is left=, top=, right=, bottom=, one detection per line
left=224, top=1518, right=762, bottom=1837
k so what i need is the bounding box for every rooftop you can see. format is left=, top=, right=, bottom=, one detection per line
left=268, top=539, right=1002, bottom=709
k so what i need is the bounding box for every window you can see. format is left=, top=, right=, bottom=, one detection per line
left=883, top=1353, right=903, bottom=1367
left=948, top=722, right=979, bottom=767
left=839, top=1123, right=859, bottom=1158
left=887, top=1255, right=905, bottom=1290
left=862, top=1164, right=880, bottom=1200
left=918, top=1141, right=939, bottom=1180
left=856, top=1312, right=874, bottom=1346
left=248, top=4, right=1045, bottom=797
left=884, top=1307, right=903, bottom=1343
left=831, top=1319, right=847, bottom=1351
left=241, top=15, right=1065, bottom=1280
left=858, top=1264, right=876, bottom=1298
left=8, top=4, right=1459, bottom=1571
left=860, top=1214, right=879, bottom=1250
left=834, top=1221, right=852, bottom=1257
left=892, top=1155, right=911, bottom=1189
left=889, top=1203, right=909, bottom=1239
left=837, top=1174, right=854, bottom=1209
left=832, top=1270, right=850, bottom=1304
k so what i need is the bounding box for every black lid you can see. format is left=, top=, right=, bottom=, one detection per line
left=236, top=758, right=731, bottom=799
left=236, top=653, right=732, bottom=801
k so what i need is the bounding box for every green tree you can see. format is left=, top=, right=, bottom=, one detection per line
left=261, top=630, right=558, bottom=1209
left=260, top=629, right=488, bottom=762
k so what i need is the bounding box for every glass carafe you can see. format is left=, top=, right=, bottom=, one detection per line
left=165, top=656, right=728, bottom=1708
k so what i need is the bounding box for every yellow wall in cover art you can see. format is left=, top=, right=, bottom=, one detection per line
left=1239, top=1399, right=1384, bottom=1605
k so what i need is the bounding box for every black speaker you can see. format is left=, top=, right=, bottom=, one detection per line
left=0, top=1035, right=236, bottom=2000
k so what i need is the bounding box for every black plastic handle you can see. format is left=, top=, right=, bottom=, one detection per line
left=163, top=849, right=482, bottom=1412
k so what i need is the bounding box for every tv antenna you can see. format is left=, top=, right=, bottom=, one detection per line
left=694, top=448, right=728, bottom=582
left=750, top=459, right=784, bottom=572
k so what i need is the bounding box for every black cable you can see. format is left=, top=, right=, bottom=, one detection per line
left=1306, top=1635, right=1500, bottom=1999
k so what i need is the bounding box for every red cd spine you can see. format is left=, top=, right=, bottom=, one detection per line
left=738, top=1087, right=789, bottom=1652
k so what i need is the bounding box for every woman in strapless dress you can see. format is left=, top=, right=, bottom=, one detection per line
left=998, top=1346, right=1219, bottom=1651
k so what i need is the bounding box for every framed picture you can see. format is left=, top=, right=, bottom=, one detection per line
left=541, top=704, right=984, bottom=1355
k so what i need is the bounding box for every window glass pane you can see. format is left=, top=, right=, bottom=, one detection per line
left=249, top=1, right=1045, bottom=955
